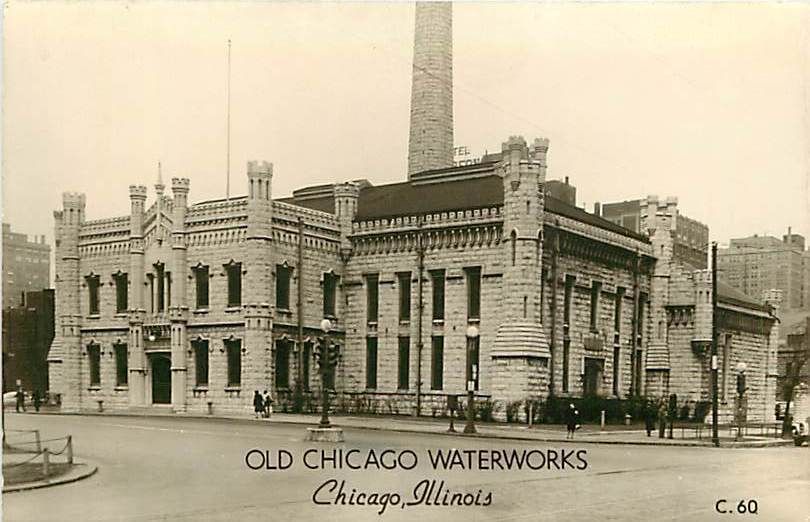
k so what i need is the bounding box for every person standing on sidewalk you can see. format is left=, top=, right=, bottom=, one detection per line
left=253, top=390, right=264, bottom=419
left=15, top=386, right=25, bottom=413
left=644, top=400, right=656, bottom=437
left=565, top=403, right=579, bottom=439
left=263, top=390, right=273, bottom=418
left=32, top=390, right=42, bottom=413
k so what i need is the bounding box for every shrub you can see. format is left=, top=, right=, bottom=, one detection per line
left=505, top=400, right=522, bottom=423
left=477, top=399, right=495, bottom=422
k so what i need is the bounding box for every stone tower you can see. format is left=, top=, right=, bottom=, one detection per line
left=128, top=184, right=148, bottom=406
left=56, top=192, right=86, bottom=412
left=170, top=177, right=190, bottom=412
left=490, top=136, right=550, bottom=414
left=334, top=181, right=360, bottom=260
left=407, top=1, right=453, bottom=178
left=244, top=161, right=274, bottom=399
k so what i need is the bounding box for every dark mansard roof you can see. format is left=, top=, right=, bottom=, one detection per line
left=281, top=173, right=650, bottom=243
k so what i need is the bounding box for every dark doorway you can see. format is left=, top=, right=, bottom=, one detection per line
left=583, top=358, right=604, bottom=397
left=151, top=354, right=171, bottom=404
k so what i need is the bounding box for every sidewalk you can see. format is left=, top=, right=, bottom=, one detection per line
left=22, top=408, right=791, bottom=448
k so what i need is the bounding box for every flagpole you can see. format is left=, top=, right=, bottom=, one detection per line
left=226, top=38, right=231, bottom=201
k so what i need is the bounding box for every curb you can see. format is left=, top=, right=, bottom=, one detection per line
left=3, top=460, right=98, bottom=493
left=25, top=411, right=792, bottom=448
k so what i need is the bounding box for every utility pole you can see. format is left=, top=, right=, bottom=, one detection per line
left=711, top=242, right=719, bottom=447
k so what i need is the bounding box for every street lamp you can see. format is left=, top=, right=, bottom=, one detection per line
left=317, top=318, right=334, bottom=428
left=735, top=362, right=747, bottom=441
left=464, top=325, right=479, bottom=434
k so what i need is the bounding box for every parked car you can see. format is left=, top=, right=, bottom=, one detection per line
left=792, top=416, right=809, bottom=446
left=3, top=390, right=20, bottom=408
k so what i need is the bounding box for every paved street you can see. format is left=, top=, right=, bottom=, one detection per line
left=3, top=412, right=808, bottom=522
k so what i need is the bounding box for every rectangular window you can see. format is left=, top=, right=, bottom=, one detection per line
left=275, top=340, right=290, bottom=389
left=114, top=343, right=128, bottom=386
left=147, top=274, right=155, bottom=313
left=366, top=274, right=379, bottom=323
left=155, top=263, right=165, bottom=312
left=637, top=292, right=647, bottom=346
left=323, top=273, right=338, bottom=318
left=465, top=267, right=482, bottom=320
left=540, top=268, right=547, bottom=322
left=562, top=339, right=570, bottom=393
left=194, top=340, right=209, bottom=386
left=398, top=337, right=410, bottom=390
left=226, top=263, right=242, bottom=307
left=398, top=272, right=411, bottom=321
left=302, top=342, right=312, bottom=391
left=590, top=281, right=602, bottom=331
left=612, top=346, right=620, bottom=396
left=114, top=273, right=128, bottom=313
left=563, top=275, right=575, bottom=326
left=431, top=336, right=444, bottom=390
left=276, top=265, right=292, bottom=310
left=365, top=337, right=378, bottom=389
left=195, top=266, right=209, bottom=309
left=166, top=272, right=171, bottom=309
left=86, top=275, right=100, bottom=315
left=226, top=339, right=241, bottom=387
left=614, top=287, right=625, bottom=333
left=431, top=270, right=445, bottom=321
left=88, top=344, right=101, bottom=386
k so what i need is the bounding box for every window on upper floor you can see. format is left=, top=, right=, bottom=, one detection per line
left=194, top=265, right=210, bottom=309
left=366, top=274, right=379, bottom=323
left=323, top=272, right=339, bottom=318
left=86, top=274, right=101, bottom=315
left=398, top=272, right=411, bottom=322
left=276, top=264, right=293, bottom=310
left=590, top=281, right=602, bottom=332
left=465, top=267, right=482, bottom=321
left=225, top=262, right=242, bottom=308
left=114, top=272, right=128, bottom=313
left=431, top=270, right=445, bottom=321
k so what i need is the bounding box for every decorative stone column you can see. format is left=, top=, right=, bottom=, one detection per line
left=170, top=177, right=190, bottom=413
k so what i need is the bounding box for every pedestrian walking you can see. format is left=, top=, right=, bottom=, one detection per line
left=263, top=390, right=273, bottom=418
left=644, top=400, right=656, bottom=437
left=565, top=403, right=579, bottom=439
left=253, top=390, right=264, bottom=419
left=15, top=387, right=25, bottom=413
left=33, top=390, right=42, bottom=412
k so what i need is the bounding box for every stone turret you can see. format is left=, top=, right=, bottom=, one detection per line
left=762, top=288, right=782, bottom=420
left=57, top=192, right=85, bottom=412
left=244, top=161, right=274, bottom=403
left=334, top=181, right=360, bottom=260
left=491, top=136, right=550, bottom=417
left=128, top=184, right=148, bottom=407
left=170, top=177, right=190, bottom=412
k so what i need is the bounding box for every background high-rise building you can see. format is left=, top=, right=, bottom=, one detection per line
left=2, top=222, right=51, bottom=309
left=718, top=230, right=806, bottom=311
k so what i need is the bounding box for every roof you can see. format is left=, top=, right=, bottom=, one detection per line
left=717, top=280, right=771, bottom=313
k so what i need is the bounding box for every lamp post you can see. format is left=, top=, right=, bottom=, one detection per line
left=735, top=362, right=747, bottom=442
left=318, top=318, right=334, bottom=428
left=464, top=325, right=479, bottom=434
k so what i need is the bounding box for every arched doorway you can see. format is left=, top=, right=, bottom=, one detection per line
left=150, top=353, right=171, bottom=404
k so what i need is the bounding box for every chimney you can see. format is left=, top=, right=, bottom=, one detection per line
left=593, top=202, right=601, bottom=216
left=407, top=2, right=454, bottom=178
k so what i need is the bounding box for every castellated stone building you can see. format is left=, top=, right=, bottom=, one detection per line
left=47, top=1, right=779, bottom=422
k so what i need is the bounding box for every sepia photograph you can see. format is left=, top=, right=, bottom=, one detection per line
left=1, top=1, right=809, bottom=520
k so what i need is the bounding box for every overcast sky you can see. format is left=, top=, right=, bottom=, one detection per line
left=2, top=1, right=808, bottom=251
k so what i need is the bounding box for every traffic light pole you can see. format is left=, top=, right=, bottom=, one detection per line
left=711, top=242, right=719, bottom=447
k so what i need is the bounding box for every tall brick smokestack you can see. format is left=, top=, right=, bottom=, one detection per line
left=407, top=2, right=453, bottom=178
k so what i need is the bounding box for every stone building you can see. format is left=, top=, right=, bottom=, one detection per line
left=2, top=289, right=55, bottom=393
left=2, top=222, right=51, bottom=309
left=47, top=1, right=780, bottom=422
left=718, top=231, right=806, bottom=311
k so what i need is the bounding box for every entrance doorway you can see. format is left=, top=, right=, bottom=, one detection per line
left=583, top=358, right=604, bottom=397
left=150, top=354, right=171, bottom=404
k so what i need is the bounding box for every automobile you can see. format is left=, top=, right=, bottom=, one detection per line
left=792, top=416, right=810, bottom=446
left=3, top=390, right=20, bottom=408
